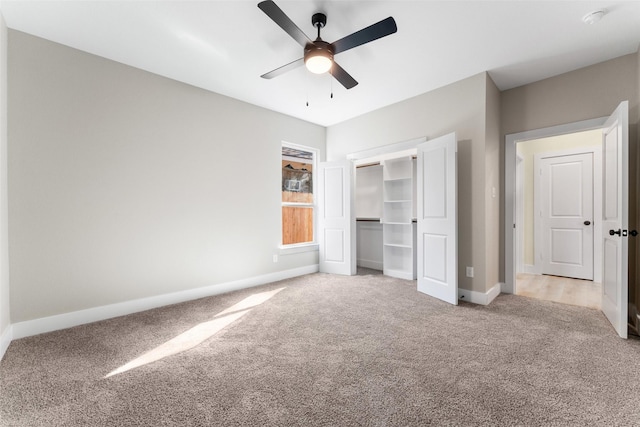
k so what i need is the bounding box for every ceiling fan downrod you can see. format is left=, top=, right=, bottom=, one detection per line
left=311, top=13, right=326, bottom=40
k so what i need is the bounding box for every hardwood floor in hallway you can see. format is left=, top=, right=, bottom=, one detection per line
left=516, top=273, right=601, bottom=310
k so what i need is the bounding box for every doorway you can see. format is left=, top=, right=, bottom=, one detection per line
left=332, top=133, right=459, bottom=305
left=506, top=118, right=607, bottom=292
left=516, top=273, right=601, bottom=309
left=514, top=130, right=603, bottom=310
left=513, top=129, right=604, bottom=280
left=348, top=138, right=424, bottom=279
left=505, top=101, right=630, bottom=338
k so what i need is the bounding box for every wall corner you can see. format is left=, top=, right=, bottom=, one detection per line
left=0, top=11, right=12, bottom=353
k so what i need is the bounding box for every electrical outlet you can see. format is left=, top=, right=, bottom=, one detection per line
left=466, top=266, right=474, bottom=278
left=273, top=254, right=278, bottom=263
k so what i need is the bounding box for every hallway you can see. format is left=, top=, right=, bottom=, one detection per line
left=516, top=273, right=601, bottom=310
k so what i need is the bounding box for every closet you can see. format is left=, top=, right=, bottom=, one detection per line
left=356, top=155, right=417, bottom=279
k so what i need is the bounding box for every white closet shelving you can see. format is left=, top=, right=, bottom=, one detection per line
left=382, top=157, right=415, bottom=280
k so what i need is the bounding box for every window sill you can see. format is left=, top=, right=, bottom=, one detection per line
left=278, top=243, right=319, bottom=255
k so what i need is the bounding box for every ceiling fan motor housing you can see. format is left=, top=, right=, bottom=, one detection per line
left=312, top=13, right=326, bottom=29
left=305, top=40, right=333, bottom=58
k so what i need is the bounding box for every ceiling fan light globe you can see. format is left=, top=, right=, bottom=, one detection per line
left=305, top=55, right=332, bottom=74
left=303, top=39, right=334, bottom=74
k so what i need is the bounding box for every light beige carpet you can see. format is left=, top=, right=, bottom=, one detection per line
left=2, top=271, right=640, bottom=426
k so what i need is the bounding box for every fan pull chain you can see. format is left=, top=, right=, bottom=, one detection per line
left=330, top=69, right=334, bottom=99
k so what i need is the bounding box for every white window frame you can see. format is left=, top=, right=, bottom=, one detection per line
left=280, top=142, right=319, bottom=254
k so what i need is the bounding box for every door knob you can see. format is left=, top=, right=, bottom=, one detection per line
left=584, top=220, right=591, bottom=226
left=631, top=230, right=638, bottom=237
left=609, top=229, right=621, bottom=236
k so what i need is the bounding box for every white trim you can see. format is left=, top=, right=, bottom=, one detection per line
left=504, top=117, right=607, bottom=294
left=278, top=243, right=318, bottom=255
left=347, top=136, right=426, bottom=162
left=0, top=325, right=12, bottom=360
left=281, top=202, right=313, bottom=207
left=458, top=283, right=502, bottom=305
left=11, top=265, right=319, bottom=340
left=515, top=152, right=525, bottom=274
left=282, top=154, right=312, bottom=165
left=523, top=264, right=537, bottom=274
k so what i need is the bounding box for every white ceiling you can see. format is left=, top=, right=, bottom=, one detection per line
left=2, top=1, right=639, bottom=127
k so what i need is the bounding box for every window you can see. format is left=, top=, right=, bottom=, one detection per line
left=281, top=143, right=316, bottom=246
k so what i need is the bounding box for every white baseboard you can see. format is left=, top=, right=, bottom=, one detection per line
left=357, top=259, right=383, bottom=271
left=523, top=264, right=537, bottom=274
left=11, top=264, right=319, bottom=340
left=0, top=325, right=12, bottom=361
left=458, top=282, right=502, bottom=305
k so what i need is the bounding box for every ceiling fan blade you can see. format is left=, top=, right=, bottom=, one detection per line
left=331, top=17, right=397, bottom=55
left=258, top=0, right=312, bottom=48
left=331, top=62, right=358, bottom=90
left=261, top=58, right=305, bottom=79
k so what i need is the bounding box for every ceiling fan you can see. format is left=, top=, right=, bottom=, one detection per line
left=258, top=0, right=397, bottom=89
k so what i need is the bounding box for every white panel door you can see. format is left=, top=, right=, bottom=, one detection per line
left=318, top=160, right=356, bottom=275
left=540, top=153, right=593, bottom=280
left=417, top=133, right=457, bottom=304
left=601, top=101, right=629, bottom=338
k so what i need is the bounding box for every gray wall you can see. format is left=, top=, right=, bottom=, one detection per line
left=8, top=31, right=325, bottom=323
left=327, top=72, right=497, bottom=294
left=0, top=15, right=9, bottom=339
left=501, top=54, right=638, bottom=136
left=484, top=76, right=501, bottom=292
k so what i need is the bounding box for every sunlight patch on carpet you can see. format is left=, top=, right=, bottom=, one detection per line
left=104, top=287, right=285, bottom=378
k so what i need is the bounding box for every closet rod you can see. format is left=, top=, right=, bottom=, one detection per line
left=357, top=156, right=416, bottom=168
left=356, top=162, right=381, bottom=169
